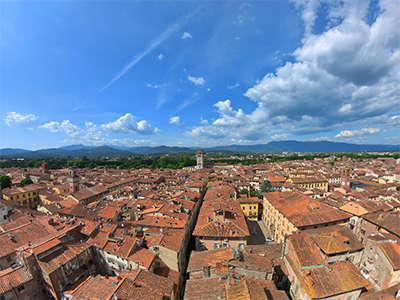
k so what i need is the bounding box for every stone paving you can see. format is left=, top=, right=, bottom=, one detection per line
left=246, top=219, right=274, bottom=245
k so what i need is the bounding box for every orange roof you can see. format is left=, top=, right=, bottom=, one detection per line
left=225, top=279, right=268, bottom=300
left=339, top=202, right=369, bottom=216
left=0, top=266, right=33, bottom=294
left=379, top=241, right=400, bottom=270
left=264, top=191, right=351, bottom=227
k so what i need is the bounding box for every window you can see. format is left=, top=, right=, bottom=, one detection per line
left=18, top=285, right=25, bottom=292
left=33, top=192, right=36, bottom=195
left=213, top=243, right=220, bottom=249
left=66, top=262, right=71, bottom=269
left=254, top=206, right=256, bottom=209
left=6, top=256, right=12, bottom=262
left=294, top=284, right=299, bottom=296
left=28, top=193, right=31, bottom=196
left=10, top=196, right=13, bottom=200
left=361, top=229, right=366, bottom=235
left=153, top=247, right=159, bottom=251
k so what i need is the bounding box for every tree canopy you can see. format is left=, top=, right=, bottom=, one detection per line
left=0, top=175, right=11, bottom=189
left=19, top=178, right=33, bottom=187
left=260, top=180, right=275, bottom=193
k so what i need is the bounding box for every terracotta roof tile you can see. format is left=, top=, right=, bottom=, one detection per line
left=264, top=191, right=351, bottom=227
left=0, top=266, right=33, bottom=294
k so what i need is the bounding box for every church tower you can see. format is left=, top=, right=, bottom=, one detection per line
left=42, top=161, right=49, bottom=173
left=341, top=168, right=351, bottom=191
left=196, top=149, right=204, bottom=169
left=68, top=167, right=80, bottom=193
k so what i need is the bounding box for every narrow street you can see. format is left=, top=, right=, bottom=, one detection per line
left=246, top=219, right=274, bottom=245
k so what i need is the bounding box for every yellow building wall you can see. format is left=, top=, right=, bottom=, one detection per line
left=262, top=197, right=298, bottom=243
left=240, top=203, right=259, bottom=220
left=4, top=191, right=40, bottom=209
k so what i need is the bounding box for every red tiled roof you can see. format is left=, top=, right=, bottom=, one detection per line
left=264, top=191, right=351, bottom=227
left=0, top=266, right=33, bottom=294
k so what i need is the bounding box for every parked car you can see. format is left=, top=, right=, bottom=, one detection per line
left=265, top=237, right=274, bottom=244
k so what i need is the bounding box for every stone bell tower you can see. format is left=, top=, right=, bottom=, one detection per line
left=341, top=168, right=351, bottom=191
left=68, top=167, right=80, bottom=193
left=196, top=149, right=204, bottom=169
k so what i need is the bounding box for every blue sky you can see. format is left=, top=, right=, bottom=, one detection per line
left=1, top=0, right=399, bottom=150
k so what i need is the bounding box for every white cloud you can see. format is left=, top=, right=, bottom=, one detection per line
left=157, top=54, right=164, bottom=60
left=339, top=104, right=352, bottom=114
left=185, top=126, right=227, bottom=139
left=39, top=120, right=80, bottom=137
left=185, top=100, right=270, bottom=141
left=27, top=127, right=34, bottom=131
left=188, top=76, right=205, bottom=85
left=4, top=112, right=38, bottom=126
left=169, top=116, right=181, bottom=126
left=309, top=136, right=331, bottom=141
left=227, top=83, right=240, bottom=89
left=242, top=0, right=399, bottom=135
left=182, top=0, right=399, bottom=143
left=182, top=32, right=192, bottom=39
left=335, top=127, right=380, bottom=138
left=147, top=83, right=166, bottom=89
left=200, top=118, right=209, bottom=125
left=271, top=133, right=288, bottom=140
left=101, top=113, right=159, bottom=135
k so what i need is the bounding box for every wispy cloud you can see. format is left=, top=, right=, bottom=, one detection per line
left=157, top=53, right=164, bottom=60
left=182, top=32, right=192, bottom=39
left=147, top=83, right=166, bottom=89
left=227, top=83, right=240, bottom=89
left=188, top=76, right=205, bottom=85
left=4, top=112, right=38, bottom=126
left=100, top=8, right=201, bottom=92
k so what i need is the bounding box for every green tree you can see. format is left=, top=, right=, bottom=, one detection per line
left=250, top=190, right=259, bottom=197
left=158, top=156, right=170, bottom=169
left=18, top=178, right=33, bottom=187
left=397, top=186, right=400, bottom=191
left=329, top=161, right=335, bottom=166
left=260, top=180, right=275, bottom=193
left=240, top=188, right=249, bottom=195
left=0, top=175, right=12, bottom=189
left=33, top=161, right=42, bottom=168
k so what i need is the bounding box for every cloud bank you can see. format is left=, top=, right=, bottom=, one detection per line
left=185, top=0, right=400, bottom=142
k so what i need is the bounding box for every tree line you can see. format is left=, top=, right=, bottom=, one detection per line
left=0, top=155, right=197, bottom=170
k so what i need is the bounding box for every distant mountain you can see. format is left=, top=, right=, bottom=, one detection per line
left=59, top=144, right=94, bottom=150
left=204, top=144, right=282, bottom=154
left=0, top=148, right=35, bottom=156
left=268, top=140, right=400, bottom=153
left=1, top=141, right=399, bottom=157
